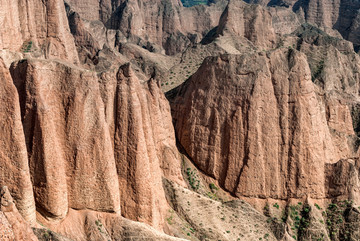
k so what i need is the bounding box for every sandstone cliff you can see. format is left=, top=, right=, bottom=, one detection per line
left=215, top=0, right=276, bottom=48
left=4, top=58, right=184, bottom=230
left=0, top=0, right=79, bottom=63
left=0, top=186, right=38, bottom=241
left=0, top=58, right=36, bottom=224
left=246, top=0, right=360, bottom=48
left=171, top=49, right=358, bottom=200
left=1, top=0, right=360, bottom=240
left=65, top=0, right=227, bottom=55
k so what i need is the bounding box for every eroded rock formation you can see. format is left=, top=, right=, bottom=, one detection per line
left=0, top=186, right=38, bottom=241
left=0, top=0, right=79, bottom=63
left=215, top=0, right=276, bottom=48
left=66, top=0, right=227, bottom=55
left=3, top=58, right=184, bottom=230
left=1, top=0, right=360, bottom=240
left=171, top=49, right=358, bottom=200
left=0, top=58, right=35, bottom=224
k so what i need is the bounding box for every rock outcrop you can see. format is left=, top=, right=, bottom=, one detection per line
left=66, top=0, right=227, bottom=55
left=0, top=0, right=79, bottom=63
left=0, top=186, right=38, bottom=241
left=98, top=64, right=185, bottom=228
left=1, top=57, right=184, bottom=231
left=10, top=59, right=121, bottom=220
left=171, top=49, right=358, bottom=200
left=2, top=0, right=360, bottom=240
left=36, top=208, right=185, bottom=241
left=215, top=0, right=276, bottom=48
left=0, top=58, right=36, bottom=224
left=246, top=0, right=360, bottom=48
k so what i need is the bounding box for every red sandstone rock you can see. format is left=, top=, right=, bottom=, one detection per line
left=216, top=0, right=276, bottom=48
left=0, top=0, right=79, bottom=63
left=171, top=49, right=355, bottom=199
left=3, top=57, right=184, bottom=231
left=0, top=58, right=36, bottom=224
left=98, top=64, right=184, bottom=229
left=10, top=59, right=121, bottom=220
left=66, top=0, right=227, bottom=54
left=0, top=186, right=38, bottom=241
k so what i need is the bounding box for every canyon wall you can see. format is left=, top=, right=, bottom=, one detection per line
left=0, top=0, right=79, bottom=63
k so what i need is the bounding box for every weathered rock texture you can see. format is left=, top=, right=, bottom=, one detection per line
left=291, top=24, right=360, bottom=158
left=64, top=0, right=113, bottom=23
left=1, top=58, right=184, bottom=231
left=36, top=208, right=185, bottom=241
left=98, top=64, right=184, bottom=228
left=2, top=0, right=360, bottom=240
left=215, top=0, right=276, bottom=48
left=0, top=186, right=38, bottom=241
left=0, top=0, right=79, bottom=63
left=10, top=59, right=121, bottom=220
left=66, top=0, right=227, bottom=54
left=171, top=49, right=358, bottom=200
left=247, top=0, right=360, bottom=47
left=0, top=58, right=36, bottom=224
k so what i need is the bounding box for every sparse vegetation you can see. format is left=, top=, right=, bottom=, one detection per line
left=22, top=40, right=33, bottom=53
left=95, top=219, right=104, bottom=233
left=322, top=200, right=354, bottom=240
left=186, top=167, right=200, bottom=190
left=43, top=230, right=50, bottom=239
left=209, top=183, right=218, bottom=191
left=311, top=59, right=324, bottom=82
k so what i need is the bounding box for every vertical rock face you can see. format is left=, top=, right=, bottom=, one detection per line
left=66, top=0, right=226, bottom=55
left=1, top=57, right=183, bottom=230
left=65, top=0, right=113, bottom=23
left=292, top=24, right=360, bottom=158
left=171, top=49, right=352, bottom=199
left=216, top=0, right=276, bottom=48
left=0, top=58, right=36, bottom=224
left=98, top=65, right=184, bottom=228
left=10, top=59, right=121, bottom=219
left=0, top=187, right=38, bottom=241
left=0, top=0, right=79, bottom=63
left=248, top=0, right=360, bottom=47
